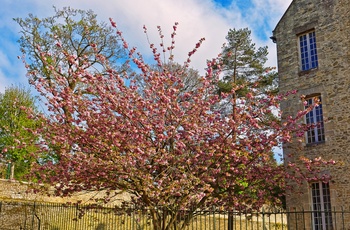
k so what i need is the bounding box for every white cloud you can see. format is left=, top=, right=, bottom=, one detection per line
left=0, top=51, right=11, bottom=68
left=56, top=0, right=290, bottom=72
left=0, top=50, right=11, bottom=92
left=0, top=33, right=28, bottom=93
left=61, top=0, right=235, bottom=72
left=0, top=0, right=293, bottom=92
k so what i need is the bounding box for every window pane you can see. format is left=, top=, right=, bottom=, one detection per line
left=305, top=96, right=325, bottom=143
left=312, top=182, right=333, bottom=230
left=299, top=31, right=318, bottom=71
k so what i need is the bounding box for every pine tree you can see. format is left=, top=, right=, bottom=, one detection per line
left=217, top=28, right=277, bottom=97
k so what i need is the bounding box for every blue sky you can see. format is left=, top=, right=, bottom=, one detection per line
left=0, top=0, right=293, bottom=93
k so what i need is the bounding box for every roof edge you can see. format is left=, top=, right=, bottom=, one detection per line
left=273, top=0, right=296, bottom=33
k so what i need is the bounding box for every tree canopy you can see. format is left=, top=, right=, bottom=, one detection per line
left=20, top=15, right=335, bottom=229
left=0, top=85, right=39, bottom=179
left=216, top=28, right=278, bottom=96
left=15, top=7, right=128, bottom=119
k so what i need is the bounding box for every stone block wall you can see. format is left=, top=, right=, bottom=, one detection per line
left=0, top=179, right=131, bottom=205
left=273, top=0, right=350, bottom=210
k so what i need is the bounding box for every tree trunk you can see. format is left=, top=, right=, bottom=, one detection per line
left=10, top=162, right=15, bottom=180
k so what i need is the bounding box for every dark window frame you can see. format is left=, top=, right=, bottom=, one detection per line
left=305, top=95, right=325, bottom=144
left=299, top=31, right=319, bottom=71
left=311, top=182, right=333, bottom=230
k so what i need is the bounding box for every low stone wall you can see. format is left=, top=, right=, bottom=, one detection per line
left=0, top=179, right=36, bottom=200
left=0, top=179, right=131, bottom=205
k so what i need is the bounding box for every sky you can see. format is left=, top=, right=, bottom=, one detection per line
left=0, top=0, right=293, bottom=93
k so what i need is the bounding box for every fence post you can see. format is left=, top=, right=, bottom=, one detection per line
left=213, top=206, right=216, bottom=230
left=227, top=209, right=234, bottom=230
left=6, top=162, right=11, bottom=179
left=75, top=203, right=79, bottom=230
left=342, top=206, right=344, bottom=229
left=334, top=206, right=337, bottom=230
left=35, top=213, right=41, bottom=230
left=286, top=207, right=291, bottom=230
left=295, top=207, right=298, bottom=230
left=31, top=202, right=36, bottom=230
left=300, top=207, right=305, bottom=230
left=262, top=207, right=265, bottom=230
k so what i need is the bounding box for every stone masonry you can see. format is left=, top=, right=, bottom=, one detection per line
left=0, top=179, right=131, bottom=205
left=272, top=0, right=350, bottom=226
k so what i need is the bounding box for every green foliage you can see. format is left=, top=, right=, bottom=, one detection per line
left=215, top=27, right=280, bottom=129
left=14, top=6, right=127, bottom=109
left=0, top=85, right=39, bottom=179
left=216, top=28, right=278, bottom=96
left=213, top=28, right=283, bottom=204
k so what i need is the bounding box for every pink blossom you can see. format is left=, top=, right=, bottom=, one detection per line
left=23, top=21, right=335, bottom=230
left=109, top=18, right=117, bottom=28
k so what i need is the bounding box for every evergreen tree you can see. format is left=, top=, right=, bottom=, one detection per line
left=215, top=29, right=281, bottom=213
left=217, top=28, right=277, bottom=97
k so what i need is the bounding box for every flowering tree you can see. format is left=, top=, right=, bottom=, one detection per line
left=23, top=19, right=334, bottom=229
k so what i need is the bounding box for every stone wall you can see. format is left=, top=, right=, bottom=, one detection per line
left=0, top=179, right=37, bottom=200
left=273, top=0, right=350, bottom=210
left=0, top=179, right=131, bottom=205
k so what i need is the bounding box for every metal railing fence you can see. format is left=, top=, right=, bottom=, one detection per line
left=1, top=200, right=350, bottom=230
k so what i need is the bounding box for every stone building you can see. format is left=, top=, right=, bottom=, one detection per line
left=272, top=0, right=350, bottom=228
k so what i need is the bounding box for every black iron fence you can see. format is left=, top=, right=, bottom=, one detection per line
left=1, top=200, right=350, bottom=230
